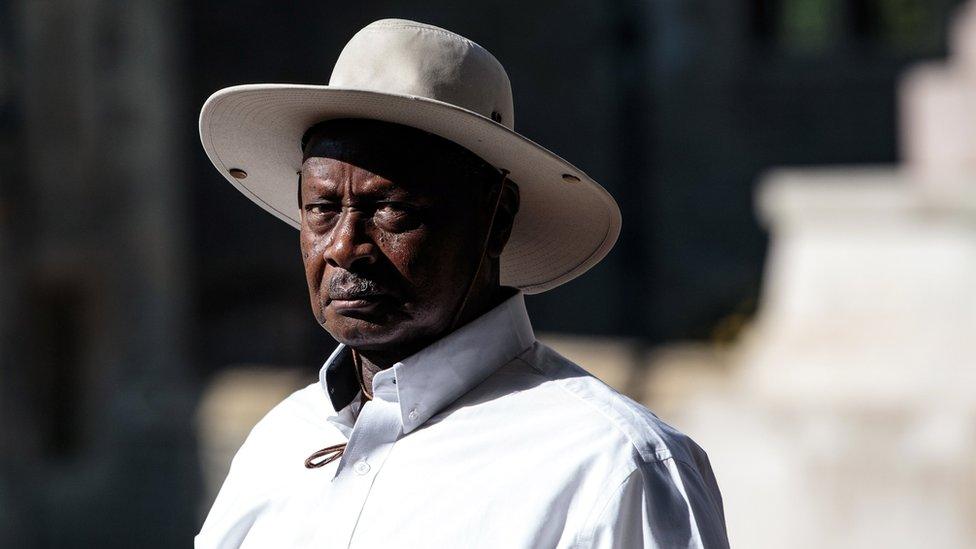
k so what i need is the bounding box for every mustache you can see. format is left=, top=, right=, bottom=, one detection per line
left=327, top=271, right=386, bottom=300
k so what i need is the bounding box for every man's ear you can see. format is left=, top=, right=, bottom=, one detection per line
left=487, top=179, right=520, bottom=259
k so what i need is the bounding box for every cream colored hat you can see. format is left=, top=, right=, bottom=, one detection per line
left=199, top=19, right=620, bottom=294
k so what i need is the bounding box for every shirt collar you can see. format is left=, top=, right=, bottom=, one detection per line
left=319, top=291, right=535, bottom=434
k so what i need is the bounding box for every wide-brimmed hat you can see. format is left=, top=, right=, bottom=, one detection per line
left=199, top=19, right=620, bottom=294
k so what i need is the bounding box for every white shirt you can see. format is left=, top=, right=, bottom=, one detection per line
left=196, top=293, right=729, bottom=548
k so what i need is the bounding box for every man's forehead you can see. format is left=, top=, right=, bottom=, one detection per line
left=301, top=128, right=498, bottom=201
left=301, top=157, right=412, bottom=195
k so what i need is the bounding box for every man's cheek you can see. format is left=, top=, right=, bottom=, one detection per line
left=382, top=230, right=428, bottom=271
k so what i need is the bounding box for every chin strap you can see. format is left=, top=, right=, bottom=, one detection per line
left=449, top=168, right=509, bottom=331
left=305, top=168, right=509, bottom=470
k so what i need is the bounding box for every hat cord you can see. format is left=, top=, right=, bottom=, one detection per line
left=305, top=168, right=509, bottom=470
left=448, top=168, right=509, bottom=332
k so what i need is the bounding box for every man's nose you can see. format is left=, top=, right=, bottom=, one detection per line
left=322, top=210, right=377, bottom=270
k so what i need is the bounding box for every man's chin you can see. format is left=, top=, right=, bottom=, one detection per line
left=323, top=312, right=406, bottom=350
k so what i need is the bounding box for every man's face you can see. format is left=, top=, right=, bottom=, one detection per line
left=299, top=121, right=497, bottom=351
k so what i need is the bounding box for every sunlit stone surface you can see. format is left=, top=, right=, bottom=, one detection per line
left=671, top=165, right=976, bottom=548
left=665, top=5, right=976, bottom=544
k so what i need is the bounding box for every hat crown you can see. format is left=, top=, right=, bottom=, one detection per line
left=329, top=19, right=515, bottom=129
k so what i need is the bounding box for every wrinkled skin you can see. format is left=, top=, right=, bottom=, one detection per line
left=299, top=119, right=520, bottom=372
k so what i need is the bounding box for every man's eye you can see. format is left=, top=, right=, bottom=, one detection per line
left=378, top=202, right=409, bottom=213
left=374, top=203, right=421, bottom=231
left=305, top=203, right=338, bottom=215
left=304, top=203, right=340, bottom=226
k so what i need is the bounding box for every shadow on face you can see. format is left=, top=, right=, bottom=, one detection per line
left=298, top=119, right=506, bottom=352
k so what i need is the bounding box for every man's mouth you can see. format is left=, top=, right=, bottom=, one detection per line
left=325, top=272, right=392, bottom=313
left=329, top=294, right=383, bottom=308
left=326, top=288, right=389, bottom=312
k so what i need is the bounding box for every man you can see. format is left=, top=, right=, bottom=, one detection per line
left=196, top=19, right=728, bottom=548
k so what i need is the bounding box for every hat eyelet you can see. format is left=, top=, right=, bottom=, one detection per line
left=229, top=168, right=248, bottom=179
left=490, top=111, right=503, bottom=123
left=561, top=173, right=580, bottom=183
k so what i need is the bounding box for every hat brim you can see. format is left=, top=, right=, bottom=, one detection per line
left=199, top=84, right=620, bottom=294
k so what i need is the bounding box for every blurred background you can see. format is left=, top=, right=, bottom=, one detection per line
left=2, top=0, right=975, bottom=547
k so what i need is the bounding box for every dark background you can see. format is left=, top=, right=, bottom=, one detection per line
left=0, top=0, right=963, bottom=545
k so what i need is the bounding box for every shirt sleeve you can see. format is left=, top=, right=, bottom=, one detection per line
left=581, top=457, right=729, bottom=549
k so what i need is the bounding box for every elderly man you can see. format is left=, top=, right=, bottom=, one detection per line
left=196, top=19, right=728, bottom=549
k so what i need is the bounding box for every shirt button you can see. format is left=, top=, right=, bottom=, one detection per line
left=408, top=409, right=419, bottom=421
left=354, top=459, right=370, bottom=475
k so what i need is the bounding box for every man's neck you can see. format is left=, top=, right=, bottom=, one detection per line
left=355, top=286, right=515, bottom=392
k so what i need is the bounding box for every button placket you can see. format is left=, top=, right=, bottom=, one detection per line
left=312, top=395, right=402, bottom=547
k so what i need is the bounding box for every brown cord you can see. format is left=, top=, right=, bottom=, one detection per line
left=305, top=169, right=509, bottom=470
left=305, top=443, right=346, bottom=468
left=449, top=168, right=509, bottom=331
left=351, top=349, right=373, bottom=402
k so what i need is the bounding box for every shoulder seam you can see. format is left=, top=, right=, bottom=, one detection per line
left=517, top=352, right=672, bottom=463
